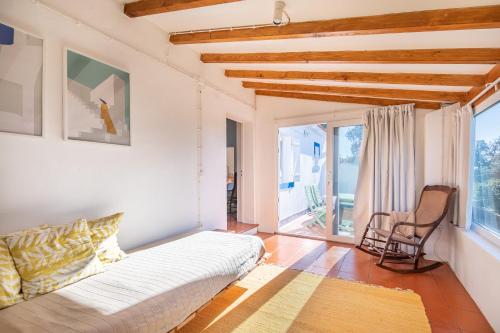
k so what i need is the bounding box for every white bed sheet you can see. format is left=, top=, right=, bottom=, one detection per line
left=0, top=231, right=265, bottom=333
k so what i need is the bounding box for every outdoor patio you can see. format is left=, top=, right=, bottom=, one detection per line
left=279, top=206, right=354, bottom=239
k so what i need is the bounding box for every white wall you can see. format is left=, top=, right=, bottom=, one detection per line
left=424, top=108, right=500, bottom=331
left=449, top=229, right=500, bottom=331
left=0, top=0, right=255, bottom=250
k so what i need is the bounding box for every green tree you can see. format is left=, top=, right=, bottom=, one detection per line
left=344, top=126, right=363, bottom=163
left=473, top=137, right=500, bottom=216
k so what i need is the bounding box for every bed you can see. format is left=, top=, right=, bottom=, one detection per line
left=0, top=231, right=265, bottom=333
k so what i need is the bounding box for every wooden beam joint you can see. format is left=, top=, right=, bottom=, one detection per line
left=465, top=64, right=500, bottom=106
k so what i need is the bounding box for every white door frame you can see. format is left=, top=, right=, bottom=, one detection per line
left=235, top=121, right=243, bottom=221
left=227, top=114, right=256, bottom=224
left=226, top=117, right=244, bottom=222
left=274, top=113, right=362, bottom=244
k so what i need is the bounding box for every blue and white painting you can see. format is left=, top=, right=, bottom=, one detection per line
left=66, top=49, right=130, bottom=145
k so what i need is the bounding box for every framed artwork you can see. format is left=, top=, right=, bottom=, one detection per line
left=0, top=22, right=43, bottom=136
left=64, top=49, right=130, bottom=145
left=313, top=142, right=320, bottom=159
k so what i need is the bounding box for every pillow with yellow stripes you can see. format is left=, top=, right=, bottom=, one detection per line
left=5, top=219, right=104, bottom=300
left=0, top=238, right=23, bottom=309
left=87, top=212, right=127, bottom=264
left=0, top=225, right=50, bottom=307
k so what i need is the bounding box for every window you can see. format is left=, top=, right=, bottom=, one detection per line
left=471, top=99, right=500, bottom=238
left=332, top=125, right=362, bottom=237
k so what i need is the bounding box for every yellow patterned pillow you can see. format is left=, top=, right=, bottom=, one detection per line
left=0, top=225, right=50, bottom=307
left=5, top=219, right=104, bottom=299
left=0, top=238, right=23, bottom=308
left=87, top=212, right=127, bottom=264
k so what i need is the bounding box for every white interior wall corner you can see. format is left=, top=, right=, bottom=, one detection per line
left=424, top=108, right=499, bottom=331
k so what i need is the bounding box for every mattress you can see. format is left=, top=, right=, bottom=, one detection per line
left=0, top=231, right=265, bottom=333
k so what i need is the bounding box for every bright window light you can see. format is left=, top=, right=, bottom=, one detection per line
left=471, top=100, right=500, bottom=238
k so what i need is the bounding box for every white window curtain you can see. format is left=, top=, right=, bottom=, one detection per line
left=353, top=104, right=415, bottom=244
left=441, top=103, right=473, bottom=229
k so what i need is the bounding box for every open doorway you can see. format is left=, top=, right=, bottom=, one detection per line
left=277, top=123, right=328, bottom=239
left=277, top=121, right=362, bottom=242
left=226, top=118, right=241, bottom=224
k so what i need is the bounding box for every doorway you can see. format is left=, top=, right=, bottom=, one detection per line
left=227, top=118, right=242, bottom=223
left=277, top=123, right=328, bottom=239
left=277, top=120, right=362, bottom=243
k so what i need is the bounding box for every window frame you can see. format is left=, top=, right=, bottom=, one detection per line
left=469, top=88, right=500, bottom=245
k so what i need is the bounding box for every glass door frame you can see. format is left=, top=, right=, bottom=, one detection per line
left=327, top=118, right=362, bottom=244
left=275, top=114, right=362, bottom=244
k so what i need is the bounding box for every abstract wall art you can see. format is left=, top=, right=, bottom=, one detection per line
left=0, top=22, right=43, bottom=136
left=64, top=49, right=130, bottom=145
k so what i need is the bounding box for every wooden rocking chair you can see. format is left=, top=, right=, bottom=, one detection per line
left=357, top=185, right=456, bottom=273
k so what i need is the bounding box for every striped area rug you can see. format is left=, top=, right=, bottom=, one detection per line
left=180, top=264, right=431, bottom=333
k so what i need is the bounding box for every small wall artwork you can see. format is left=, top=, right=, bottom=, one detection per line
left=65, top=49, right=130, bottom=145
left=0, top=23, right=43, bottom=136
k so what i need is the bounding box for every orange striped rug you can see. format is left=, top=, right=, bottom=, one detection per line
left=179, top=264, right=430, bottom=333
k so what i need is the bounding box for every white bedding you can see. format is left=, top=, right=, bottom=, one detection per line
left=0, top=231, right=265, bottom=333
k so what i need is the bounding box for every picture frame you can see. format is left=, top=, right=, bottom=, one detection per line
left=0, top=21, right=44, bottom=137
left=63, top=48, right=131, bottom=146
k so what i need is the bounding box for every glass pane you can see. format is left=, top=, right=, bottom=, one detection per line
left=278, top=124, right=327, bottom=239
left=333, top=125, right=362, bottom=237
left=472, top=101, right=500, bottom=237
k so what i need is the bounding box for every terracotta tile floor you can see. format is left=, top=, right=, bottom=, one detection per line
left=257, top=232, right=494, bottom=333
left=226, top=215, right=259, bottom=234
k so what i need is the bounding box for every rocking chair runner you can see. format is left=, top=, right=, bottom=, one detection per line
left=357, top=185, right=456, bottom=273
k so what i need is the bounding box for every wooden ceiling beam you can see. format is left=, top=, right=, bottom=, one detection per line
left=202, top=49, right=500, bottom=64
left=170, top=5, right=500, bottom=44
left=243, top=81, right=466, bottom=102
left=225, top=70, right=485, bottom=87
left=255, top=90, right=442, bottom=109
left=465, top=64, right=500, bottom=106
left=124, top=0, right=241, bottom=18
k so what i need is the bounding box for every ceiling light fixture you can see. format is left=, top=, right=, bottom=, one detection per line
left=273, top=1, right=290, bottom=26
left=170, top=1, right=291, bottom=36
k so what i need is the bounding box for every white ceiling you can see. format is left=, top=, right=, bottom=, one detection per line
left=125, top=0, right=500, bottom=100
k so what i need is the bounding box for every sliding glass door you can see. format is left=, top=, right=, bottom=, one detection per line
left=332, top=125, right=362, bottom=241
left=277, top=120, right=362, bottom=242
left=277, top=123, right=328, bottom=239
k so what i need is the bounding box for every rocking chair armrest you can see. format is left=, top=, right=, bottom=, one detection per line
left=393, top=221, right=436, bottom=228
left=366, top=212, right=390, bottom=227
left=369, top=212, right=390, bottom=220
